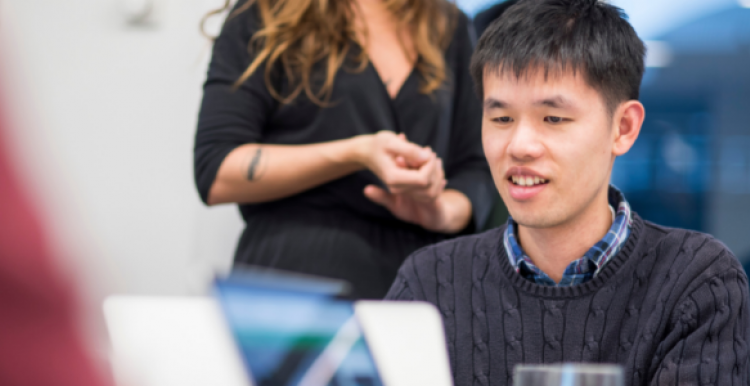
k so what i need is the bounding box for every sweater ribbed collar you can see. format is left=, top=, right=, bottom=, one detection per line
left=493, top=208, right=645, bottom=298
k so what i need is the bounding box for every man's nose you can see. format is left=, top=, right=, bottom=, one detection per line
left=507, top=121, right=544, bottom=162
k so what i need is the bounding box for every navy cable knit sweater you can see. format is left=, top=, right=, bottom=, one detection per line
left=385, top=214, right=750, bottom=386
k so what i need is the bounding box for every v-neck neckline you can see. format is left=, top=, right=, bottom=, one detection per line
left=352, top=39, right=416, bottom=101
left=368, top=61, right=416, bottom=101
left=364, top=60, right=415, bottom=134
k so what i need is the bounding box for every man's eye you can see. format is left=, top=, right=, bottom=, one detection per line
left=494, top=116, right=513, bottom=123
left=545, top=116, right=564, bottom=123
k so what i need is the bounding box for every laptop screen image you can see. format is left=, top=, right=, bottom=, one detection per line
left=215, top=279, right=383, bottom=386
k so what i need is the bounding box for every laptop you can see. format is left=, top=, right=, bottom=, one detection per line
left=104, top=272, right=453, bottom=386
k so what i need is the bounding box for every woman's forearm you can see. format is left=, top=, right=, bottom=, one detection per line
left=207, top=136, right=370, bottom=205
left=436, top=189, right=473, bottom=233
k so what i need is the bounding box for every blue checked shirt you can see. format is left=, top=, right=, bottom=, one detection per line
left=504, top=185, right=633, bottom=286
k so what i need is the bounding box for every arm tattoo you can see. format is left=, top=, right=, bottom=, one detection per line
left=246, top=147, right=263, bottom=181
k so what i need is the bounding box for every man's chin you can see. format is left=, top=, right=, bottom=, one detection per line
left=510, top=212, right=562, bottom=230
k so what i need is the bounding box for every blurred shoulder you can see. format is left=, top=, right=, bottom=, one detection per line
left=453, top=6, right=474, bottom=43
left=219, top=0, right=261, bottom=37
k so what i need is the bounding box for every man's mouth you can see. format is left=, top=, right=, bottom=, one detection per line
left=508, top=175, right=550, bottom=187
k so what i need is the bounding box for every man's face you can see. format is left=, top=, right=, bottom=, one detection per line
left=481, top=68, right=616, bottom=229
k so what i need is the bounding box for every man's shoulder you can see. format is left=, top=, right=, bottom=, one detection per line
left=638, top=216, right=744, bottom=284
left=391, top=226, right=508, bottom=301
left=400, top=226, right=506, bottom=276
left=641, top=218, right=735, bottom=259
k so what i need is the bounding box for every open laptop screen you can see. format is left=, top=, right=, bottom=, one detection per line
left=215, top=278, right=383, bottom=386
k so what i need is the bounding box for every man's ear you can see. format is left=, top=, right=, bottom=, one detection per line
left=612, top=100, right=645, bottom=156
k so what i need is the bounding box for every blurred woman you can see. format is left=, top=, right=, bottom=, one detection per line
left=0, top=93, right=109, bottom=386
left=194, top=0, right=494, bottom=298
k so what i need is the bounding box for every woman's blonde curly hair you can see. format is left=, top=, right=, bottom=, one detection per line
left=202, top=0, right=458, bottom=105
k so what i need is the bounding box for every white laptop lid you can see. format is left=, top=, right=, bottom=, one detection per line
left=103, top=295, right=252, bottom=386
left=354, top=301, right=454, bottom=386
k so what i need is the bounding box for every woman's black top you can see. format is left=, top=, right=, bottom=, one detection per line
left=194, top=2, right=495, bottom=299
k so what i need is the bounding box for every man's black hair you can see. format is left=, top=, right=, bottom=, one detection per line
left=473, top=0, right=521, bottom=37
left=470, top=0, right=646, bottom=114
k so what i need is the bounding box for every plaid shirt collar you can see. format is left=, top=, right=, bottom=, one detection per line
left=504, top=185, right=633, bottom=287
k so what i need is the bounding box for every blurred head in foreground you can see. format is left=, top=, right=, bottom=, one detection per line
left=0, top=98, right=107, bottom=385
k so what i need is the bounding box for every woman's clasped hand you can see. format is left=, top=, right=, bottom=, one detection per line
left=359, top=131, right=470, bottom=234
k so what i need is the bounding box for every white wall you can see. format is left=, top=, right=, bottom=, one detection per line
left=0, top=0, right=244, bottom=305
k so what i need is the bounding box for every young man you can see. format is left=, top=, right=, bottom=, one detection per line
left=385, top=0, right=750, bottom=385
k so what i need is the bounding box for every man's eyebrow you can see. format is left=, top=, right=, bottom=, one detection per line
left=483, top=98, right=507, bottom=110
left=535, top=96, right=572, bottom=108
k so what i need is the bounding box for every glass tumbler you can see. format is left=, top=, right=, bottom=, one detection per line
left=513, top=363, right=624, bottom=386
